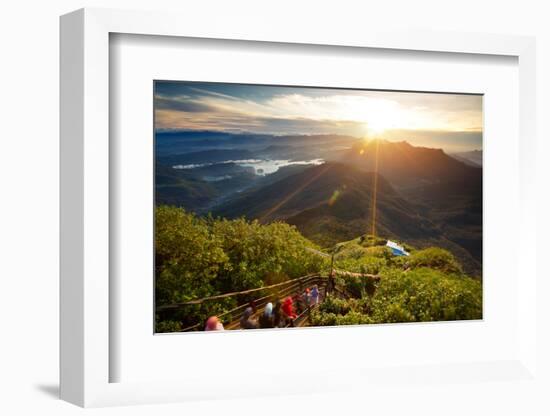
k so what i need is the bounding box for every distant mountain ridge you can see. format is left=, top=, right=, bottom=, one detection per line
left=449, top=149, right=482, bottom=167
left=341, top=140, right=481, bottom=188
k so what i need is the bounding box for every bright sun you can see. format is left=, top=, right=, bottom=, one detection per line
left=363, top=104, right=399, bottom=135
left=367, top=122, right=388, bottom=135
left=365, top=118, right=393, bottom=136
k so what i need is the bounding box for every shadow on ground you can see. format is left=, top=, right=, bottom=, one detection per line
left=35, top=384, right=59, bottom=399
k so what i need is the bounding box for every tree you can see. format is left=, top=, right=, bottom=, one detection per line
left=155, top=206, right=228, bottom=305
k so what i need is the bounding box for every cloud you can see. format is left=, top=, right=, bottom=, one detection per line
left=154, top=109, right=367, bottom=136
left=153, top=82, right=483, bottom=150
left=155, top=96, right=214, bottom=113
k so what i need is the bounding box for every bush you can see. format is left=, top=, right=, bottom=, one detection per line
left=311, top=267, right=481, bottom=327
left=319, top=296, right=353, bottom=315
left=334, top=236, right=390, bottom=260
left=155, top=319, right=182, bottom=333
left=311, top=300, right=373, bottom=326
left=370, top=268, right=482, bottom=323
left=358, top=234, right=387, bottom=247
left=407, top=247, right=462, bottom=274
left=155, top=205, right=228, bottom=306
left=364, top=246, right=392, bottom=258
left=211, top=218, right=326, bottom=293
left=334, top=311, right=374, bottom=325
left=334, top=244, right=370, bottom=260
left=155, top=205, right=328, bottom=331
left=335, top=256, right=387, bottom=275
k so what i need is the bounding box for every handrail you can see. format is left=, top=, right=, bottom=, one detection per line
left=224, top=276, right=327, bottom=330
left=333, top=269, right=380, bottom=279
left=157, top=264, right=381, bottom=331
left=180, top=275, right=327, bottom=331
left=156, top=273, right=323, bottom=310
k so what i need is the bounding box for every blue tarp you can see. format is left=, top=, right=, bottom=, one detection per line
left=386, top=240, right=410, bottom=256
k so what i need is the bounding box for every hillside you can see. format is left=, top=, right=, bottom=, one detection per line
left=156, top=163, right=258, bottom=212
left=340, top=140, right=482, bottom=273
left=213, top=162, right=403, bottom=221
left=156, top=164, right=220, bottom=211
left=214, top=161, right=481, bottom=274
left=342, top=140, right=481, bottom=189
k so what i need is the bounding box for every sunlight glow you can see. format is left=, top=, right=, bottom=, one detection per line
left=370, top=138, right=381, bottom=238
left=156, top=90, right=483, bottom=137
left=155, top=83, right=483, bottom=152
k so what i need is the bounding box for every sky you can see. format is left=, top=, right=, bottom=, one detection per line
left=154, top=81, right=483, bottom=152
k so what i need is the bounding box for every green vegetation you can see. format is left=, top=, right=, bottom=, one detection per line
left=407, top=247, right=463, bottom=274
left=311, top=268, right=482, bottom=325
left=155, top=206, right=482, bottom=332
left=370, top=268, right=482, bottom=322
left=155, top=205, right=327, bottom=331
left=310, top=238, right=482, bottom=326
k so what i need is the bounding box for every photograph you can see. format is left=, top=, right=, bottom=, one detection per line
left=154, top=81, right=483, bottom=333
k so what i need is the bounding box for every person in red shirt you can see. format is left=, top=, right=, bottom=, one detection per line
left=282, top=296, right=297, bottom=327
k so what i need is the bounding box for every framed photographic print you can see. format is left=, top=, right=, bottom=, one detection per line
left=60, top=8, right=538, bottom=408
left=152, top=81, right=484, bottom=334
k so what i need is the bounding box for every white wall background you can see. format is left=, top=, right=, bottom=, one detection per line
left=0, top=0, right=548, bottom=415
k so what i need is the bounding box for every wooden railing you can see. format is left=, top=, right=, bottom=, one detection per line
left=156, top=267, right=380, bottom=332
left=157, top=274, right=329, bottom=332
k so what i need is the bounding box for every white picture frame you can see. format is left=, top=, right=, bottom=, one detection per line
left=60, top=7, right=538, bottom=408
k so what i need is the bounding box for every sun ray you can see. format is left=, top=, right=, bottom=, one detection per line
left=370, top=139, right=381, bottom=238
left=258, top=163, right=333, bottom=223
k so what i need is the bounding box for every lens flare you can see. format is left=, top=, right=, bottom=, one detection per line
left=328, top=189, right=341, bottom=206
left=259, top=163, right=333, bottom=223
left=370, top=139, right=381, bottom=237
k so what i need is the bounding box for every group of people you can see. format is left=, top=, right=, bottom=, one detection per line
left=204, top=284, right=320, bottom=331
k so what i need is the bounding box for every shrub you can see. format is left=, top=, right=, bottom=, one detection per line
left=155, top=320, right=182, bottom=333
left=334, top=245, right=370, bottom=260
left=155, top=205, right=228, bottom=306
left=364, top=246, right=392, bottom=258
left=335, top=256, right=387, bottom=275
left=407, top=247, right=462, bottom=274
left=370, top=268, right=482, bottom=323
left=358, top=234, right=387, bottom=247
left=319, top=296, right=354, bottom=315
left=334, top=311, right=373, bottom=325
left=155, top=205, right=328, bottom=331
left=311, top=267, right=481, bottom=327
left=311, top=300, right=373, bottom=326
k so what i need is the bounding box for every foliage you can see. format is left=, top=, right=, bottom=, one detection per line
left=333, top=234, right=390, bottom=258
left=312, top=267, right=482, bottom=327
left=155, top=205, right=327, bottom=331
left=210, top=217, right=326, bottom=294
left=358, top=234, right=388, bottom=247
left=336, top=257, right=387, bottom=275
left=155, top=207, right=482, bottom=331
left=310, top=310, right=374, bottom=326
left=155, top=205, right=229, bottom=306
left=407, top=247, right=463, bottom=274
left=369, top=268, right=482, bottom=323
left=155, top=319, right=182, bottom=333
left=318, top=296, right=354, bottom=315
